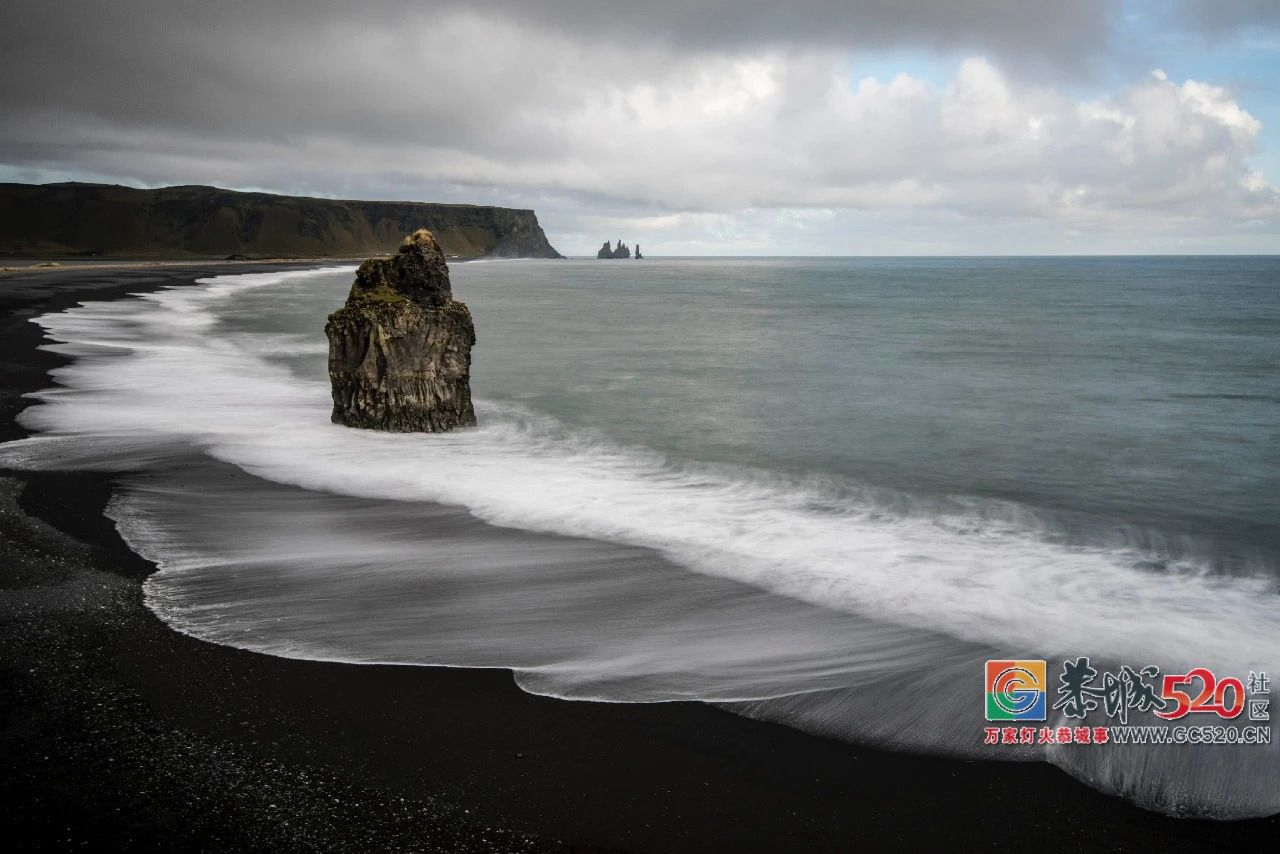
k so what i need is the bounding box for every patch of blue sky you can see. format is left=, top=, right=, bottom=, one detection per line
left=846, top=49, right=958, bottom=91
left=1120, top=0, right=1280, bottom=181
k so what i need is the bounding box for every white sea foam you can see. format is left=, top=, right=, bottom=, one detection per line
left=1, top=268, right=1276, bottom=676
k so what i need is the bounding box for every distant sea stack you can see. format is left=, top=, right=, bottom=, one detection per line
left=325, top=229, right=476, bottom=432
left=0, top=182, right=562, bottom=260
left=634, top=244, right=643, bottom=259
left=597, top=239, right=632, bottom=259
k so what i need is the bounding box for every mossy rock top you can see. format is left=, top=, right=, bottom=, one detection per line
left=346, top=228, right=453, bottom=308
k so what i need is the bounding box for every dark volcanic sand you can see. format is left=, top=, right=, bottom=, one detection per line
left=0, top=265, right=1275, bottom=852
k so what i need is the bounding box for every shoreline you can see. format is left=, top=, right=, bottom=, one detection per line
left=0, top=253, right=514, bottom=277
left=0, top=258, right=366, bottom=276
left=1, top=264, right=1275, bottom=851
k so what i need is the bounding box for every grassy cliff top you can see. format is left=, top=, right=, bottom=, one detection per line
left=0, top=182, right=562, bottom=261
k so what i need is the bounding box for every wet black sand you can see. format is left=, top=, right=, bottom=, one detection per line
left=0, top=265, right=1275, bottom=851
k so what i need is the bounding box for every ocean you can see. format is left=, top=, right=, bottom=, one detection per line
left=2, top=256, right=1277, bottom=818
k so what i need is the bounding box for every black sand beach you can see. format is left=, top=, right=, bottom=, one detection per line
left=1, top=265, right=1275, bottom=852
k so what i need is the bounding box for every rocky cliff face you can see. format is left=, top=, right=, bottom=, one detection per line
left=325, top=229, right=476, bottom=432
left=0, top=182, right=562, bottom=260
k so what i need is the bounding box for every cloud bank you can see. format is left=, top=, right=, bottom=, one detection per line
left=0, top=0, right=1276, bottom=253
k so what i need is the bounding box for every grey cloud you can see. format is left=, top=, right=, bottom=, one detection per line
left=0, top=0, right=1276, bottom=253
left=461, top=1, right=1112, bottom=67
left=3, top=1, right=1115, bottom=70
left=0, top=1, right=1114, bottom=143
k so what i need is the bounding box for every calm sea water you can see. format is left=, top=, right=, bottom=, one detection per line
left=2, top=256, right=1277, bottom=817
left=461, top=257, right=1280, bottom=560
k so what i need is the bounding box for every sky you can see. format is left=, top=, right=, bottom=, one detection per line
left=1, top=0, right=1279, bottom=255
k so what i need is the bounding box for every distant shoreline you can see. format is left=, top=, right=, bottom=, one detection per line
left=0, top=254, right=505, bottom=278
left=0, top=257, right=355, bottom=276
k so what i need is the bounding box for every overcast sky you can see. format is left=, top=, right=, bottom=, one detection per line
left=2, top=0, right=1278, bottom=255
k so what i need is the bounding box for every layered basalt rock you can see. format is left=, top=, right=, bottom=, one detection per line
left=325, top=229, right=476, bottom=432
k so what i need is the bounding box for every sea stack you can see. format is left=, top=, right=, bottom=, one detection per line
left=597, top=239, right=632, bottom=259
left=325, top=229, right=476, bottom=432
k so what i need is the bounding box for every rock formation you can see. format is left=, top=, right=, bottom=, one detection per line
left=634, top=244, right=643, bottom=259
left=597, top=239, right=632, bottom=259
left=325, top=229, right=476, bottom=432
